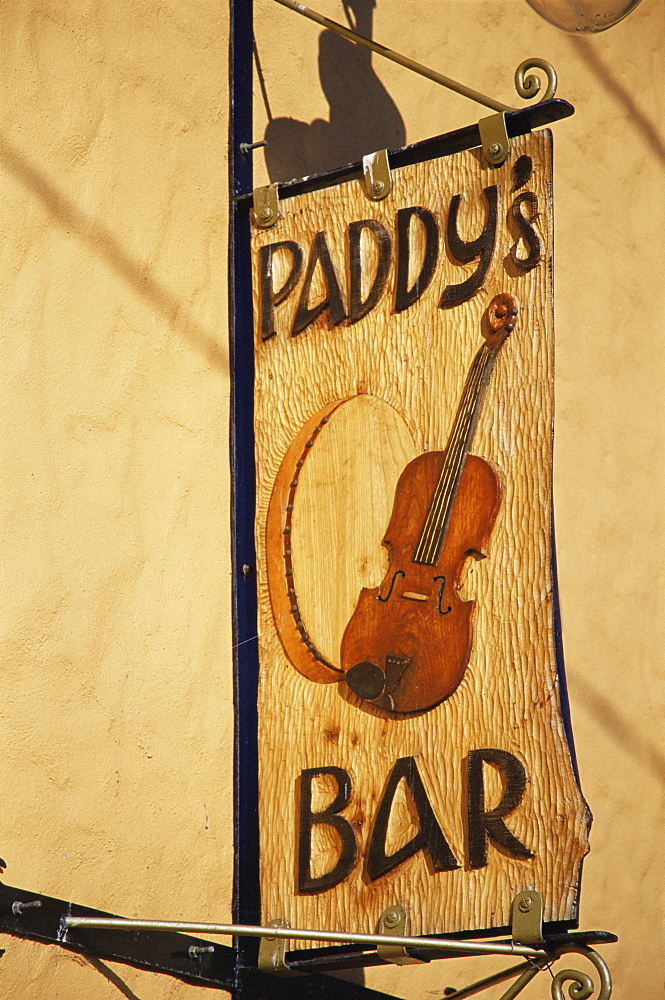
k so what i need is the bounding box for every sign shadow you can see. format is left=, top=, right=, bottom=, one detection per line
left=261, top=0, right=406, bottom=183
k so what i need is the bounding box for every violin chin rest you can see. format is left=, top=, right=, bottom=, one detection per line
left=345, top=661, right=385, bottom=700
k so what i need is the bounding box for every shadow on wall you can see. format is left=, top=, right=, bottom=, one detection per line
left=259, top=0, right=406, bottom=183
left=569, top=36, right=665, bottom=165
left=0, top=136, right=226, bottom=371
left=572, top=676, right=665, bottom=784
left=85, top=958, right=143, bottom=1000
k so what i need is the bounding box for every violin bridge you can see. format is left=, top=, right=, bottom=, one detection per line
left=401, top=591, right=428, bottom=602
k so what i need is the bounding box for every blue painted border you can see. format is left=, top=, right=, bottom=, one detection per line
left=230, top=0, right=261, bottom=983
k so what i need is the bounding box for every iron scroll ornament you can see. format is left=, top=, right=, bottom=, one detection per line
left=550, top=945, right=612, bottom=1000
left=442, top=943, right=612, bottom=1000
left=514, top=59, right=557, bottom=104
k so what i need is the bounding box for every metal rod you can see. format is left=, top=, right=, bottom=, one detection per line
left=441, top=958, right=548, bottom=1000
left=63, top=916, right=546, bottom=959
left=496, top=964, right=542, bottom=1000
left=270, top=0, right=514, bottom=114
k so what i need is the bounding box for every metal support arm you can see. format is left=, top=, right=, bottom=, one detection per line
left=63, top=914, right=549, bottom=959
left=269, top=0, right=557, bottom=114
left=0, top=881, right=616, bottom=998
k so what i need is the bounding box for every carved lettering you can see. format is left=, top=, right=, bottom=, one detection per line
left=466, top=749, right=534, bottom=869
left=509, top=192, right=541, bottom=272
left=296, top=751, right=533, bottom=893
left=348, top=219, right=392, bottom=324
left=394, top=207, right=440, bottom=314
left=440, top=185, right=498, bottom=307
left=366, top=756, right=459, bottom=881
left=296, top=766, right=358, bottom=894
left=511, top=154, right=533, bottom=192
left=291, top=232, right=347, bottom=336
left=259, top=241, right=304, bottom=341
left=256, top=184, right=542, bottom=341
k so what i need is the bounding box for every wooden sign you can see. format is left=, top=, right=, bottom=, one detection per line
left=251, top=131, right=590, bottom=944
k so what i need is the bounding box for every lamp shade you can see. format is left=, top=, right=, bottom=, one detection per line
left=524, top=0, right=643, bottom=32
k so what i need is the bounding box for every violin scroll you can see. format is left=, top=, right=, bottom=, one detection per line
left=484, top=293, right=518, bottom=351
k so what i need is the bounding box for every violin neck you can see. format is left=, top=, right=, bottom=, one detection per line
left=413, top=342, right=498, bottom=566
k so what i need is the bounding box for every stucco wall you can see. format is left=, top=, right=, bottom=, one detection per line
left=0, top=0, right=663, bottom=997
left=1, top=2, right=232, bottom=997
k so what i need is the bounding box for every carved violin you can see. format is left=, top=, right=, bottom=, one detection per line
left=340, top=293, right=518, bottom=713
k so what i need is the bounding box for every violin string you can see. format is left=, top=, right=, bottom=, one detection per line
left=414, top=346, right=487, bottom=563
left=415, top=344, right=494, bottom=564
left=420, top=348, right=491, bottom=562
left=416, top=344, right=489, bottom=561
left=423, top=345, right=495, bottom=562
left=413, top=348, right=487, bottom=563
left=425, top=344, right=496, bottom=560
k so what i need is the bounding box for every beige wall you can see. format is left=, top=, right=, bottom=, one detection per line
left=0, top=0, right=663, bottom=997
left=1, top=2, right=232, bottom=997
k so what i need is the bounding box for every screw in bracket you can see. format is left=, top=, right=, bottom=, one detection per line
left=12, top=900, right=42, bottom=916
left=382, top=907, right=401, bottom=929
left=238, top=140, right=267, bottom=155
left=189, top=945, right=215, bottom=960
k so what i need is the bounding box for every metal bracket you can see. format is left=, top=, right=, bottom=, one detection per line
left=511, top=889, right=545, bottom=946
left=478, top=112, right=511, bottom=167
left=376, top=905, right=426, bottom=965
left=258, top=918, right=300, bottom=976
left=0, top=876, right=616, bottom=998
left=363, top=149, right=392, bottom=201
left=252, top=184, right=280, bottom=229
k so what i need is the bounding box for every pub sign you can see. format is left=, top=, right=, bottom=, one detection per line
left=250, top=131, right=590, bottom=944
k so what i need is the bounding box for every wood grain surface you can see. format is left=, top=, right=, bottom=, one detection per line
left=251, top=132, right=590, bottom=942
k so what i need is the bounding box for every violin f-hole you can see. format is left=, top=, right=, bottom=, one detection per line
left=433, top=576, right=452, bottom=616
left=377, top=569, right=405, bottom=603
